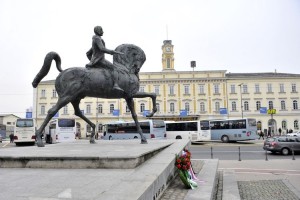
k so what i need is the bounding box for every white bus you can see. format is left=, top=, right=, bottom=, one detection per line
left=14, top=118, right=36, bottom=145
left=165, top=120, right=211, bottom=142
left=208, top=118, right=257, bottom=142
left=47, top=118, right=77, bottom=143
left=102, top=120, right=166, bottom=140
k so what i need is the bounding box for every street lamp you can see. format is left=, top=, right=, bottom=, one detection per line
left=238, top=83, right=243, bottom=119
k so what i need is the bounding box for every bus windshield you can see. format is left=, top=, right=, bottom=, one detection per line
left=16, top=119, right=34, bottom=127
left=58, top=119, right=75, bottom=127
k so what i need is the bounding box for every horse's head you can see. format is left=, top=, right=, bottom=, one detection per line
left=113, top=44, right=146, bottom=74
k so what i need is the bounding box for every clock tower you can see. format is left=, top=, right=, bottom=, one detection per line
left=162, top=40, right=175, bottom=71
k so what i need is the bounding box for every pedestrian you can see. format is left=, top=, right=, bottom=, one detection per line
left=9, top=133, right=14, bottom=143
left=258, top=130, right=264, bottom=140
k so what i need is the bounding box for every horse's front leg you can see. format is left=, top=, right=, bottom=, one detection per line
left=132, top=92, right=157, bottom=117
left=125, top=98, right=147, bottom=144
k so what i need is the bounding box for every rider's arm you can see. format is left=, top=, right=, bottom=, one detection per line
left=94, top=36, right=114, bottom=55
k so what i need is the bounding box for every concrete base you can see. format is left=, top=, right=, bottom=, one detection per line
left=0, top=139, right=192, bottom=200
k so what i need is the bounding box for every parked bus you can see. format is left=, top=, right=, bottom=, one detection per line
left=102, top=120, right=166, bottom=140
left=14, top=118, right=36, bottom=145
left=0, top=124, right=6, bottom=142
left=47, top=118, right=76, bottom=143
left=208, top=118, right=257, bottom=142
left=165, top=120, right=211, bottom=142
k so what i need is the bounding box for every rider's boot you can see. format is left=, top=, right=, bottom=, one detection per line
left=112, top=70, right=124, bottom=92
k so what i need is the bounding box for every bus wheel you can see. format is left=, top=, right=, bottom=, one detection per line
left=109, top=135, right=112, bottom=140
left=134, top=136, right=138, bottom=139
left=175, top=136, right=182, bottom=139
left=221, top=135, right=229, bottom=143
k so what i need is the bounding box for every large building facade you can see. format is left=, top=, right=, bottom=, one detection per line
left=33, top=40, right=300, bottom=137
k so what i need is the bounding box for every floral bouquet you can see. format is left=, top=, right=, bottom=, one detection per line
left=175, top=148, right=198, bottom=189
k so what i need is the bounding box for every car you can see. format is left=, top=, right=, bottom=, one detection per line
left=287, top=131, right=300, bottom=137
left=263, top=136, right=300, bottom=155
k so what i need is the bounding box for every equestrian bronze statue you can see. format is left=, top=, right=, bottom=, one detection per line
left=32, top=43, right=157, bottom=147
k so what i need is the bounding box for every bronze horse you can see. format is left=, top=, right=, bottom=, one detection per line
left=32, top=44, right=157, bottom=147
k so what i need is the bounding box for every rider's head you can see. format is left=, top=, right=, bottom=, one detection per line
left=94, top=26, right=103, bottom=36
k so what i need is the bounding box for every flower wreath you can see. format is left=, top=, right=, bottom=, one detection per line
left=175, top=148, right=198, bottom=189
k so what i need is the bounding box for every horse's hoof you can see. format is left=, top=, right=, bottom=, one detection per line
left=141, top=139, right=148, bottom=144
left=90, top=140, right=96, bottom=144
left=36, top=142, right=45, bottom=147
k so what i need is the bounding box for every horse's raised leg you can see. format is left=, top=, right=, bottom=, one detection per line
left=132, top=92, right=157, bottom=117
left=71, top=99, right=96, bottom=144
left=125, top=97, right=147, bottom=144
left=36, top=97, right=70, bottom=147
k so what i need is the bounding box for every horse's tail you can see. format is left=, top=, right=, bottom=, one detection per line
left=32, top=52, right=63, bottom=88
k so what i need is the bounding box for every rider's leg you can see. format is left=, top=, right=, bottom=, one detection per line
left=112, top=70, right=124, bottom=92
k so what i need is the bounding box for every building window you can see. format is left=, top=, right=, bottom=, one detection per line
left=215, top=102, right=220, bottom=112
left=282, top=120, right=287, bottom=130
left=185, top=102, right=190, bottom=112
left=86, top=104, right=91, bottom=114
left=156, top=103, right=160, bottom=112
left=139, top=86, right=145, bottom=92
left=256, top=101, right=261, bottom=111
left=110, top=104, right=114, bottom=113
left=280, top=100, right=286, bottom=110
left=244, top=101, right=249, bottom=111
left=232, top=101, right=237, bottom=111
left=184, top=85, right=190, bottom=95
left=41, top=105, right=45, bottom=115
left=268, top=101, right=273, bottom=109
left=52, top=89, right=57, bottom=97
left=170, top=103, right=175, bottom=112
left=267, top=83, right=272, bottom=93
left=169, top=85, right=174, bottom=95
left=167, top=58, right=171, bottom=68
left=230, top=85, right=235, bottom=93
left=280, top=84, right=285, bottom=93
left=294, top=120, right=299, bottom=130
left=140, top=103, right=145, bottom=112
left=199, top=85, right=205, bottom=94
left=63, top=105, right=68, bottom=114
left=98, top=104, right=103, bottom=114
left=200, top=102, right=205, bottom=112
left=154, top=86, right=160, bottom=95
left=214, top=84, right=220, bottom=94
left=41, top=89, right=46, bottom=97
left=255, top=84, right=260, bottom=93
left=293, top=100, right=298, bottom=110
left=292, top=83, right=297, bottom=93
left=242, top=85, right=248, bottom=93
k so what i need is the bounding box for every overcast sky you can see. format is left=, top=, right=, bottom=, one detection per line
left=0, top=0, right=299, bottom=118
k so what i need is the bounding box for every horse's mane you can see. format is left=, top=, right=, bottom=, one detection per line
left=113, top=44, right=146, bottom=74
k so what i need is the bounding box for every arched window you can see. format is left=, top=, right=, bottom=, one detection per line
left=244, top=101, right=249, bottom=111
left=200, top=102, right=205, bottom=112
left=140, top=103, right=145, bottom=112
left=215, top=102, right=220, bottom=112
left=256, top=101, right=261, bottom=111
left=126, top=105, right=130, bottom=113
left=282, top=120, right=287, bottom=130
left=41, top=105, right=45, bottom=115
left=97, top=104, right=103, bottom=113
left=268, top=101, right=273, bottom=109
left=293, top=100, right=298, bottom=110
left=280, top=100, right=286, bottom=110
left=170, top=103, right=175, bottom=112
left=185, top=102, right=190, bottom=112
left=110, top=104, right=114, bottom=113
left=294, top=120, right=299, bottom=130
left=232, top=101, right=236, bottom=111
left=156, top=103, right=160, bottom=112
left=86, top=104, right=91, bottom=114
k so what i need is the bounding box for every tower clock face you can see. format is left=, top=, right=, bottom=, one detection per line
left=166, top=47, right=171, bottom=52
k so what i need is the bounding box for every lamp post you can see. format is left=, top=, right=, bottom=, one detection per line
left=238, top=83, right=243, bottom=119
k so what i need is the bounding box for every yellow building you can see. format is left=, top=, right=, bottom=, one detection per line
left=33, top=40, right=300, bottom=137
